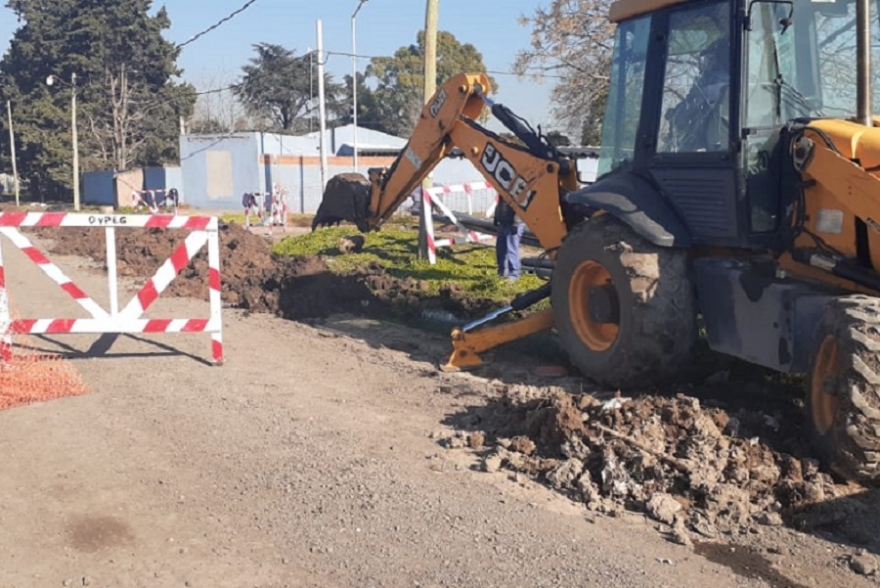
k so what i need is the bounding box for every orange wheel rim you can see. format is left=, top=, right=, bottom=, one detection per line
left=568, top=260, right=620, bottom=352
left=811, top=335, right=841, bottom=435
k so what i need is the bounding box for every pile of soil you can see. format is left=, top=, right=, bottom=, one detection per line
left=32, top=222, right=498, bottom=321
left=448, top=385, right=862, bottom=545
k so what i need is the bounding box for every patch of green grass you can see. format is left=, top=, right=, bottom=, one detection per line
left=219, top=212, right=315, bottom=226
left=272, top=226, right=544, bottom=303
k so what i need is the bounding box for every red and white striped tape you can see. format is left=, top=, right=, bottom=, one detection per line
left=421, top=186, right=494, bottom=265
left=426, top=188, right=492, bottom=245
left=0, top=211, right=216, bottom=230
left=0, top=212, right=223, bottom=365
left=431, top=181, right=494, bottom=195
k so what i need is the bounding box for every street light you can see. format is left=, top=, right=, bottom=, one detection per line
left=46, top=73, right=80, bottom=211
left=352, top=0, right=369, bottom=174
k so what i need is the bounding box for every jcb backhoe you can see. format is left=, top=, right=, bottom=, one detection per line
left=313, top=0, right=880, bottom=484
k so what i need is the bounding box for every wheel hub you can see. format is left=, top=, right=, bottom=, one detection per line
left=588, top=283, right=620, bottom=324
left=811, top=335, right=842, bottom=436
left=568, top=260, right=621, bottom=352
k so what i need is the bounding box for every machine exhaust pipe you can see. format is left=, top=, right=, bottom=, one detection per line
left=857, top=0, right=872, bottom=126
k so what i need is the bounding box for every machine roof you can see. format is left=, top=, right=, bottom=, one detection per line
left=609, top=0, right=691, bottom=22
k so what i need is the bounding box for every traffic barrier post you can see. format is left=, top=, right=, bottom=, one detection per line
left=0, top=212, right=223, bottom=365
left=421, top=182, right=496, bottom=265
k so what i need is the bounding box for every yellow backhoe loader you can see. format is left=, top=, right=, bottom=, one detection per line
left=313, top=0, right=880, bottom=484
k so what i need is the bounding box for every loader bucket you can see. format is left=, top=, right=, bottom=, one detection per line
left=312, top=172, right=373, bottom=233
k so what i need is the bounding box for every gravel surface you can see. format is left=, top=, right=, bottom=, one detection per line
left=0, top=232, right=877, bottom=587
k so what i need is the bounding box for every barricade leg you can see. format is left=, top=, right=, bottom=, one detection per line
left=207, top=227, right=224, bottom=365
left=0, top=234, right=11, bottom=362
left=421, top=189, right=437, bottom=265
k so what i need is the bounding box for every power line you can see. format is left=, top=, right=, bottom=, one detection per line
left=486, top=69, right=567, bottom=80
left=177, top=0, right=260, bottom=49
left=125, top=83, right=242, bottom=111
left=193, top=83, right=242, bottom=97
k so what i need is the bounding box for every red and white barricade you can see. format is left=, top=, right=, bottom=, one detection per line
left=242, top=192, right=267, bottom=228
left=270, top=183, right=289, bottom=227
left=243, top=185, right=290, bottom=230
left=131, top=188, right=180, bottom=215
left=420, top=182, right=496, bottom=265
left=429, top=181, right=496, bottom=216
left=0, top=212, right=223, bottom=365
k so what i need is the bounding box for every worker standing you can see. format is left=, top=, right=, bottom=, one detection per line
left=494, top=199, right=523, bottom=280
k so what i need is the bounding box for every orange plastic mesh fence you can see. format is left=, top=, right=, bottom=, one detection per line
left=0, top=300, right=88, bottom=411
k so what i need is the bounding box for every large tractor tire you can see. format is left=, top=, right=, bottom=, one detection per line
left=551, top=215, right=697, bottom=389
left=806, top=296, right=880, bottom=483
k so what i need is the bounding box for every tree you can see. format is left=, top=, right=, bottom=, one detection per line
left=0, top=0, right=196, bottom=200
left=360, top=31, right=498, bottom=137
left=188, top=69, right=252, bottom=133
left=188, top=117, right=229, bottom=134
left=339, top=71, right=382, bottom=131
left=515, top=0, right=615, bottom=145
left=233, top=43, right=347, bottom=132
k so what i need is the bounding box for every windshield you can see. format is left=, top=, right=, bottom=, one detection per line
left=746, top=0, right=880, bottom=127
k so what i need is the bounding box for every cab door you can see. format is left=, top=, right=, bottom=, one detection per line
left=644, top=0, right=743, bottom=246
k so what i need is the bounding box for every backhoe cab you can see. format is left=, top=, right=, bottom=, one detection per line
left=557, top=0, right=880, bottom=483
left=312, top=0, right=880, bottom=484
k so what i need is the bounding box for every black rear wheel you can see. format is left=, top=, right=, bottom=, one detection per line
left=551, top=215, right=697, bottom=389
left=806, top=296, right=880, bottom=483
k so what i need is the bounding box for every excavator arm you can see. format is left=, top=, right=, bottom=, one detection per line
left=312, top=72, right=582, bottom=370
left=312, top=73, right=578, bottom=253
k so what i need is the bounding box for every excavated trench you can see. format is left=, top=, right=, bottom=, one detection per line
left=32, top=222, right=498, bottom=321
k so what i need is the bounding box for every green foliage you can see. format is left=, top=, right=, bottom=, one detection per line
left=272, top=227, right=542, bottom=303
left=359, top=31, right=498, bottom=137
left=516, top=0, right=615, bottom=145
left=0, top=0, right=195, bottom=200
left=233, top=44, right=346, bottom=132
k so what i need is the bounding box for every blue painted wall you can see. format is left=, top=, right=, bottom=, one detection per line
left=178, top=126, right=597, bottom=214
left=82, top=170, right=116, bottom=206
left=179, top=132, right=261, bottom=210
left=84, top=166, right=184, bottom=208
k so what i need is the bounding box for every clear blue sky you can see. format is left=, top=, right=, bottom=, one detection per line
left=0, top=0, right=562, bottom=133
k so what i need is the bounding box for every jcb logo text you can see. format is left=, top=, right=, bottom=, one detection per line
left=480, top=143, right=536, bottom=209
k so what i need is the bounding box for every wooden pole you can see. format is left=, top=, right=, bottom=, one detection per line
left=71, top=73, right=80, bottom=211
left=6, top=100, right=20, bottom=207
left=418, top=0, right=439, bottom=260
left=317, top=19, right=329, bottom=191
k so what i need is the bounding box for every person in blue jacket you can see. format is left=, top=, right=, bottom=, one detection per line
left=493, top=199, right=524, bottom=280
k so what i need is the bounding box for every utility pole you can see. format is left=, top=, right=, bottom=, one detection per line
left=46, top=72, right=80, bottom=210
left=71, top=72, right=80, bottom=212
left=6, top=100, right=20, bottom=207
left=418, top=0, right=439, bottom=260
left=307, top=46, right=314, bottom=133
left=316, top=20, right=329, bottom=191
left=352, top=0, right=369, bottom=174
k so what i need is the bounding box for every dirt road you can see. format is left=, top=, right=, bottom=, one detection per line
left=0, top=234, right=876, bottom=588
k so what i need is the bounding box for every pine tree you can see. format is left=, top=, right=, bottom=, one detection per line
left=0, top=0, right=196, bottom=201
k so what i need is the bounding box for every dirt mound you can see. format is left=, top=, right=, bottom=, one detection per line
left=31, top=222, right=495, bottom=321
left=447, top=385, right=858, bottom=545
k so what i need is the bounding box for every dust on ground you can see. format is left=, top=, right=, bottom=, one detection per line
left=23, top=214, right=880, bottom=582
